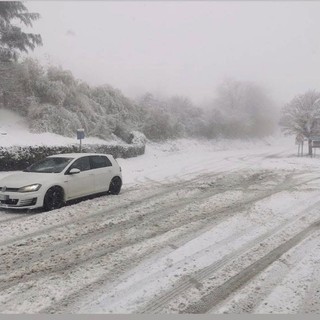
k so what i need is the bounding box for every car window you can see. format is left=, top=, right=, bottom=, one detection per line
left=90, top=155, right=112, bottom=169
left=69, top=157, right=91, bottom=172
left=24, top=157, right=74, bottom=173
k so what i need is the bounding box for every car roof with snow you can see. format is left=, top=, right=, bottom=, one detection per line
left=48, top=153, right=113, bottom=159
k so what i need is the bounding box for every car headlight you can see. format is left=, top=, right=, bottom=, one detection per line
left=18, top=184, right=42, bottom=193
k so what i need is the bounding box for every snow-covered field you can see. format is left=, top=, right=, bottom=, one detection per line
left=1, top=115, right=320, bottom=313
left=0, top=109, right=118, bottom=146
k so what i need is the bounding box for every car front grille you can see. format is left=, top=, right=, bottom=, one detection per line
left=0, top=198, right=37, bottom=207
left=0, top=187, right=19, bottom=192
left=0, top=199, right=19, bottom=205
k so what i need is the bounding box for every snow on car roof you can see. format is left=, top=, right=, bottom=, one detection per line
left=48, top=153, right=112, bottom=158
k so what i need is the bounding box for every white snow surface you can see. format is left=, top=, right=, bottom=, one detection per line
left=0, top=109, right=114, bottom=147
left=1, top=112, right=320, bottom=313
left=116, top=135, right=311, bottom=186
left=84, top=137, right=320, bottom=314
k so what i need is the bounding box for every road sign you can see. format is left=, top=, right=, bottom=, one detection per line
left=76, top=129, right=85, bottom=152
left=77, top=129, right=85, bottom=140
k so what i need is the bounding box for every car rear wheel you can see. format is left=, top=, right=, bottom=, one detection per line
left=43, top=186, right=64, bottom=211
left=109, top=177, right=122, bottom=195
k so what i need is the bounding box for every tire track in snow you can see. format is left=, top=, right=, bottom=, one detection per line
left=0, top=170, right=317, bottom=312
left=208, top=232, right=320, bottom=313
left=37, top=175, right=320, bottom=312
left=0, top=170, right=274, bottom=291
left=0, top=173, right=192, bottom=230
left=299, top=247, right=320, bottom=313
left=0, top=166, right=287, bottom=252
left=182, top=221, right=320, bottom=314
left=0, top=169, right=233, bottom=245
left=0, top=148, right=292, bottom=229
left=0, top=212, right=37, bottom=224
left=139, top=204, right=320, bottom=313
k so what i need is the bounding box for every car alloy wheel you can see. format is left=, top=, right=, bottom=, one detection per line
left=109, top=177, right=122, bottom=195
left=43, top=186, right=64, bottom=211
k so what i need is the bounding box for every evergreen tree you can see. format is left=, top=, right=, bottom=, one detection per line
left=0, top=1, right=42, bottom=61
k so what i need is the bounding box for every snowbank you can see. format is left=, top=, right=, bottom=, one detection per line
left=0, top=108, right=120, bottom=147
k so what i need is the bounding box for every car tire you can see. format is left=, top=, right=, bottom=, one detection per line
left=43, top=186, right=64, bottom=211
left=109, top=176, right=122, bottom=195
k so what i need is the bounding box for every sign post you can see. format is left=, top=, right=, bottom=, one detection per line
left=310, top=135, right=320, bottom=158
left=77, top=129, right=85, bottom=152
left=295, top=134, right=304, bottom=157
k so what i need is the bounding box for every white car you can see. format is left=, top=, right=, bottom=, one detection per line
left=0, top=153, right=122, bottom=211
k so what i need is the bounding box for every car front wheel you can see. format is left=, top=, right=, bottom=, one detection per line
left=43, top=186, right=64, bottom=211
left=109, top=177, right=122, bottom=195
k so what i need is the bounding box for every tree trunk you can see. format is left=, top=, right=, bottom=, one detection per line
left=308, top=138, right=313, bottom=156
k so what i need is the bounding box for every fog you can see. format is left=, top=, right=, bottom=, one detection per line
left=26, top=1, right=320, bottom=106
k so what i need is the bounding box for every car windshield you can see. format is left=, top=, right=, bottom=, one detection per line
left=23, top=157, right=74, bottom=173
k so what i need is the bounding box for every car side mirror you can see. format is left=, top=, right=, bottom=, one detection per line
left=69, top=168, right=81, bottom=174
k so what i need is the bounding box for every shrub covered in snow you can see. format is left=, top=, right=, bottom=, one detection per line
left=129, top=131, right=147, bottom=145
left=1, top=59, right=278, bottom=142
left=0, top=145, right=78, bottom=171
left=28, top=103, right=82, bottom=137
left=0, top=142, right=145, bottom=171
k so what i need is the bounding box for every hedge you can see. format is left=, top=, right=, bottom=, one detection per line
left=0, top=142, right=145, bottom=171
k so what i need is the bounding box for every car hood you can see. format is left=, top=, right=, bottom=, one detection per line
left=0, top=172, right=60, bottom=188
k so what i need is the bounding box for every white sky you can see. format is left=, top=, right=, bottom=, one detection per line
left=26, top=1, right=320, bottom=105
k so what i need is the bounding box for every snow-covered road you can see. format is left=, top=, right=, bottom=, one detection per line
left=1, top=138, right=320, bottom=313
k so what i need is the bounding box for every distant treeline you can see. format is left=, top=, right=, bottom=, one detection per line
left=0, top=59, right=278, bottom=141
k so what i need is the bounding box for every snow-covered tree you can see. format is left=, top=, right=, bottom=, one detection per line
left=137, top=93, right=182, bottom=140
left=28, top=103, right=82, bottom=137
left=280, top=91, right=320, bottom=155
left=210, top=79, right=277, bottom=138
left=0, top=1, right=42, bottom=61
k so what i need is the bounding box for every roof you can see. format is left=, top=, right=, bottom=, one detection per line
left=48, top=153, right=112, bottom=159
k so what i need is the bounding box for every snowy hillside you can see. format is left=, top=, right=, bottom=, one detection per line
left=0, top=108, right=117, bottom=147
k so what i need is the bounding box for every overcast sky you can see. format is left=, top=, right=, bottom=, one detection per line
left=26, top=1, right=320, bottom=106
